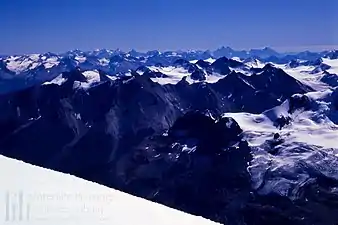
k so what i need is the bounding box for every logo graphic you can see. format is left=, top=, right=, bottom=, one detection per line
left=5, top=191, right=30, bottom=222
left=3, top=191, right=112, bottom=222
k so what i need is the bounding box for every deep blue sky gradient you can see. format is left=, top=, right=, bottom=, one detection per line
left=1, top=0, right=337, bottom=54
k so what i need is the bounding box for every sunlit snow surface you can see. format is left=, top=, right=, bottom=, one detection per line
left=0, top=155, right=218, bottom=225
left=147, top=65, right=228, bottom=85
left=224, top=89, right=338, bottom=198
left=5, top=54, right=60, bottom=74
left=6, top=55, right=40, bottom=73
left=43, top=74, right=66, bottom=86
left=43, top=70, right=103, bottom=89
left=272, top=58, right=338, bottom=91
left=322, top=58, right=338, bottom=74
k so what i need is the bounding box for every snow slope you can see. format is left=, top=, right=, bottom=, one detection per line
left=271, top=58, right=338, bottom=91
left=322, top=58, right=338, bottom=74
left=0, top=155, right=218, bottom=225
left=224, top=90, right=338, bottom=148
left=224, top=90, right=338, bottom=198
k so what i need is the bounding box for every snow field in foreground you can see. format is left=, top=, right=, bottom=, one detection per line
left=0, top=155, right=218, bottom=225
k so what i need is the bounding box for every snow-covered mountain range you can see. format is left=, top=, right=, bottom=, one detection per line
left=0, top=47, right=336, bottom=94
left=1, top=47, right=338, bottom=225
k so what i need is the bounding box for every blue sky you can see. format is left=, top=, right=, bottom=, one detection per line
left=1, top=0, right=337, bottom=54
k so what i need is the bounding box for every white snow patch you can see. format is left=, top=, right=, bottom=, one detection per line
left=205, top=73, right=225, bottom=83
left=106, top=75, right=118, bottom=81
left=231, top=57, right=242, bottom=62
left=190, top=58, right=215, bottom=65
left=148, top=66, right=225, bottom=85
left=99, top=58, right=110, bottom=66
left=82, top=70, right=101, bottom=83
left=223, top=92, right=338, bottom=149
left=75, top=56, right=87, bottom=63
left=322, top=58, right=338, bottom=74
left=205, top=58, right=216, bottom=64
left=0, top=155, right=218, bottom=225
left=273, top=63, right=331, bottom=91
left=43, top=74, right=67, bottom=86
left=29, top=62, right=40, bottom=70
left=44, top=57, right=60, bottom=69
left=6, top=56, right=35, bottom=73
left=244, top=59, right=266, bottom=68
left=29, top=54, right=41, bottom=61
left=149, top=66, right=190, bottom=85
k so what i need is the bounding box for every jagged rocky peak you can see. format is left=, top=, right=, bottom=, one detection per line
left=320, top=71, right=338, bottom=87
left=262, top=63, right=277, bottom=72
left=173, top=58, right=190, bottom=66
left=61, top=68, right=88, bottom=82
left=190, top=70, right=206, bottom=81
left=177, top=76, right=190, bottom=86
left=173, top=58, right=198, bottom=73
left=0, top=60, right=14, bottom=75
left=274, top=115, right=292, bottom=129
left=210, top=57, right=231, bottom=75
left=213, top=46, right=235, bottom=58
left=312, top=57, right=324, bottom=66
left=168, top=111, right=243, bottom=153
left=212, top=56, right=243, bottom=68
left=213, top=71, right=253, bottom=93
left=288, top=94, right=312, bottom=113
left=146, top=50, right=161, bottom=56
left=109, top=54, right=125, bottom=63
left=211, top=56, right=230, bottom=65
left=136, top=65, right=151, bottom=73
left=310, top=63, right=331, bottom=74
left=288, top=59, right=301, bottom=68
left=142, top=69, right=168, bottom=78
left=249, top=47, right=280, bottom=58
left=117, top=111, right=252, bottom=224
left=325, top=50, right=338, bottom=59
left=195, top=59, right=210, bottom=68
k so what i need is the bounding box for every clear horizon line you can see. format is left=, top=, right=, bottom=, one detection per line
left=1, top=44, right=337, bottom=56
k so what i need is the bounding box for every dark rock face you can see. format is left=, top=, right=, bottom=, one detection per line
left=195, top=59, right=211, bottom=68
left=288, top=59, right=301, bottom=68
left=325, top=50, right=338, bottom=59
left=0, top=60, right=14, bottom=75
left=274, top=115, right=292, bottom=129
left=209, top=56, right=244, bottom=75
left=321, top=71, right=338, bottom=87
left=116, top=111, right=252, bottom=223
left=190, top=70, right=206, bottom=81
left=173, top=58, right=191, bottom=66
left=310, top=63, right=331, bottom=74
left=288, top=94, right=312, bottom=113
left=211, top=67, right=313, bottom=113
left=168, top=112, right=242, bottom=153
left=250, top=65, right=313, bottom=97
left=331, top=88, right=338, bottom=110
left=173, top=58, right=201, bottom=73
left=0, top=73, right=178, bottom=172
left=210, top=57, right=232, bottom=75
left=143, top=70, right=169, bottom=78
left=136, top=65, right=151, bottom=73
